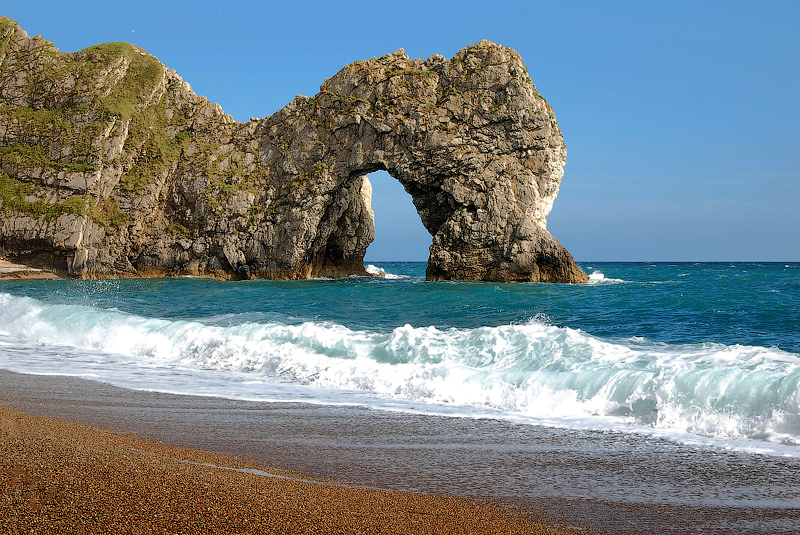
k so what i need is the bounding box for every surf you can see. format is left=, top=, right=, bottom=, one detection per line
left=2, top=290, right=798, bottom=454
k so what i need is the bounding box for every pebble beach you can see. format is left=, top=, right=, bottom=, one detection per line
left=2, top=404, right=598, bottom=535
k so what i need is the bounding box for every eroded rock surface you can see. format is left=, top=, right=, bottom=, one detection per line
left=0, top=17, right=587, bottom=283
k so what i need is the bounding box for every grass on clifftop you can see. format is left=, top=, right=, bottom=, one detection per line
left=1, top=15, right=164, bottom=123
left=0, top=16, right=198, bottom=231
left=79, top=42, right=165, bottom=121
left=2, top=15, right=185, bottom=199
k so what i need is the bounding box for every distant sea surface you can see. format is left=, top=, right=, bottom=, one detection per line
left=1, top=262, right=799, bottom=457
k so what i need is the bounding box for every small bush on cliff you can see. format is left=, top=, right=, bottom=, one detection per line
left=89, top=197, right=128, bottom=230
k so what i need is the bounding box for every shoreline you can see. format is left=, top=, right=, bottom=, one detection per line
left=2, top=371, right=799, bottom=533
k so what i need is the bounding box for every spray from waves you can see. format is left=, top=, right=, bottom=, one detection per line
left=366, top=264, right=407, bottom=280
left=587, top=270, right=628, bottom=285
left=1, top=292, right=799, bottom=448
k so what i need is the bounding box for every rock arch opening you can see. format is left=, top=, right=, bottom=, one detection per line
left=363, top=170, right=432, bottom=263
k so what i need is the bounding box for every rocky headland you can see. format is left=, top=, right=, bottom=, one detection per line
left=0, top=17, right=587, bottom=283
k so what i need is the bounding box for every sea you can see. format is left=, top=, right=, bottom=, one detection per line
left=1, top=261, right=799, bottom=458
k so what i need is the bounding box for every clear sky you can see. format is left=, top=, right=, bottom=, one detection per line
left=5, top=1, right=798, bottom=261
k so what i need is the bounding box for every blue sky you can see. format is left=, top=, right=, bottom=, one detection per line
left=5, top=1, right=799, bottom=261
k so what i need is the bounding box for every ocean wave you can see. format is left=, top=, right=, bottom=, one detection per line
left=1, top=292, right=798, bottom=449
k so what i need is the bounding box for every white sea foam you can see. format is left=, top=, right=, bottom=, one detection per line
left=365, top=264, right=406, bottom=279
left=587, top=271, right=628, bottom=285
left=366, top=264, right=384, bottom=276
left=1, top=292, right=799, bottom=455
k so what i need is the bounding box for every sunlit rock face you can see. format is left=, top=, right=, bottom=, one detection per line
left=0, top=17, right=586, bottom=283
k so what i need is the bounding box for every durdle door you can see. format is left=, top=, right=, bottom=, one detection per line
left=0, top=17, right=587, bottom=283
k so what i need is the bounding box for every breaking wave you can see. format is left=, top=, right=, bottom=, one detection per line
left=365, top=264, right=407, bottom=279
left=587, top=270, right=628, bottom=285
left=1, top=292, right=798, bottom=451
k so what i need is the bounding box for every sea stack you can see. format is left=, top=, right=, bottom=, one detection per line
left=0, top=17, right=587, bottom=283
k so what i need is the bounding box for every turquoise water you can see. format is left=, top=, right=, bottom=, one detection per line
left=1, top=262, right=798, bottom=455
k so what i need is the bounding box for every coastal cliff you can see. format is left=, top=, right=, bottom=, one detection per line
left=0, top=17, right=587, bottom=283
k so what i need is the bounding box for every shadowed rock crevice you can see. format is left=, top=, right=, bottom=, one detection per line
left=0, top=17, right=587, bottom=283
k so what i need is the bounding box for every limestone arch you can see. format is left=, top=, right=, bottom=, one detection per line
left=254, top=41, right=586, bottom=282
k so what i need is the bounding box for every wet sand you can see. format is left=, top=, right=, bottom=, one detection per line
left=2, top=370, right=799, bottom=534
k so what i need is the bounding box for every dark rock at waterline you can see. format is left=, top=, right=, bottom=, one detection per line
left=0, top=17, right=586, bottom=283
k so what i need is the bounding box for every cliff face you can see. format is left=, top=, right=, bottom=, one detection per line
left=0, top=17, right=587, bottom=283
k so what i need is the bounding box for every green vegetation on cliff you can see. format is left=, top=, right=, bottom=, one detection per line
left=0, top=143, right=97, bottom=172
left=120, top=99, right=193, bottom=193
left=0, top=169, right=88, bottom=219
left=0, top=16, right=186, bottom=220
left=78, top=42, right=164, bottom=122
left=89, top=197, right=128, bottom=230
